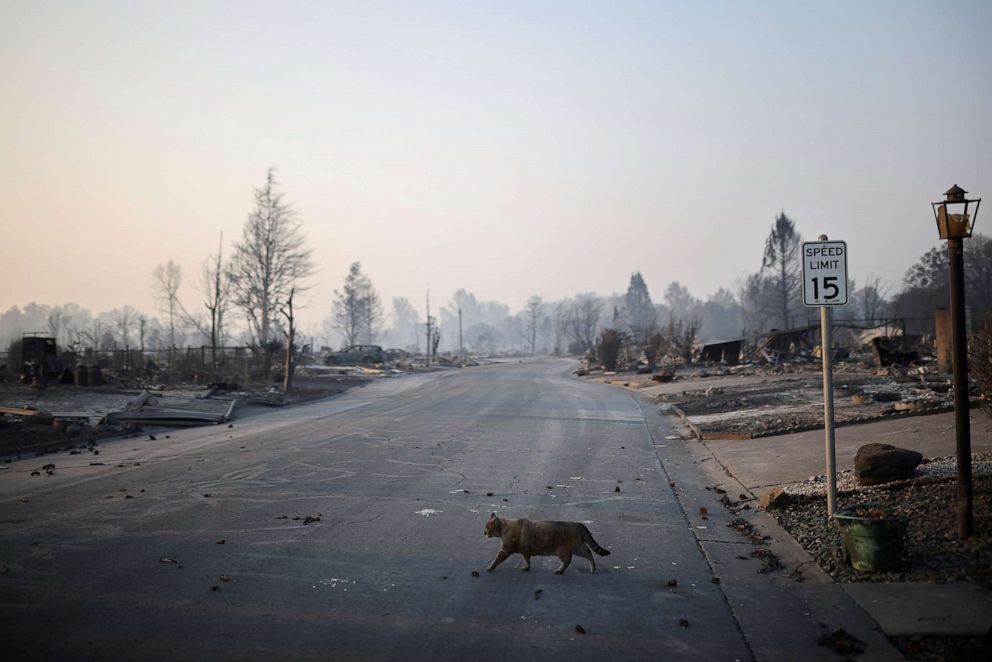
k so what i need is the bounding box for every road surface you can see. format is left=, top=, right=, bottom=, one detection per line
left=1, top=360, right=752, bottom=661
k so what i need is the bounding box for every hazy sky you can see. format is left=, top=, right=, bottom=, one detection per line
left=2, top=0, right=991, bottom=331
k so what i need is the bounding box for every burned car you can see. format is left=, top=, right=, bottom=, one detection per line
left=324, top=345, right=387, bottom=366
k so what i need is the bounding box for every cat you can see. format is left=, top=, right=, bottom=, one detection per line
left=483, top=513, right=611, bottom=575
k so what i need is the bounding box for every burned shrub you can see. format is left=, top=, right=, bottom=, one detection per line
left=643, top=324, right=669, bottom=370
left=597, top=329, right=623, bottom=371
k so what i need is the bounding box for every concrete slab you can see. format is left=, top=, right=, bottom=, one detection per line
left=842, top=582, right=992, bottom=636
left=701, top=409, right=992, bottom=490
left=637, top=374, right=802, bottom=399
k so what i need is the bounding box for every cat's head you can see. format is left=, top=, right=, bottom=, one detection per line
left=484, top=513, right=501, bottom=537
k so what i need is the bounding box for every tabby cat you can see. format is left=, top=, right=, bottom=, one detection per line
left=483, top=513, right=611, bottom=575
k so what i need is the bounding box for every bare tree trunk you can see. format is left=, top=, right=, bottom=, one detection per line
left=425, top=290, right=432, bottom=367
left=780, top=255, right=790, bottom=330
left=282, top=288, right=297, bottom=392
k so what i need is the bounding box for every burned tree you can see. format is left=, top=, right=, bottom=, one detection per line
left=523, top=295, right=544, bottom=356
left=111, top=305, right=141, bottom=350
left=669, top=316, right=701, bottom=364
left=199, top=235, right=229, bottom=370
left=759, top=212, right=803, bottom=330
left=597, top=328, right=623, bottom=370
left=280, top=287, right=302, bottom=392
left=362, top=276, right=384, bottom=344
left=333, top=263, right=364, bottom=347
left=389, top=297, right=419, bottom=350
left=565, top=293, right=602, bottom=357
left=333, top=262, right=381, bottom=346
left=152, top=259, right=183, bottom=354
left=892, top=235, right=992, bottom=322
left=643, top=322, right=669, bottom=369
left=853, top=274, right=889, bottom=323
left=228, top=168, right=314, bottom=375
left=624, top=272, right=656, bottom=344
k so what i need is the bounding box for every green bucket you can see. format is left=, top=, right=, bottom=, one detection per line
left=833, top=504, right=907, bottom=572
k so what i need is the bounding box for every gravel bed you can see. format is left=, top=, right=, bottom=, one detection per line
left=890, top=634, right=992, bottom=661
left=770, top=454, right=992, bottom=583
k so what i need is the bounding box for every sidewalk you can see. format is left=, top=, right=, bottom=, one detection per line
left=639, top=398, right=905, bottom=661
left=685, top=407, right=992, bottom=647
left=700, top=408, right=992, bottom=491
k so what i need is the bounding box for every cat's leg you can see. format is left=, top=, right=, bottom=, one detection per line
left=487, top=547, right=511, bottom=571
left=576, top=543, right=595, bottom=572
left=520, top=555, right=531, bottom=571
left=553, top=549, right=572, bottom=575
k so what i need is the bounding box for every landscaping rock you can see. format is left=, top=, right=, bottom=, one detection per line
left=854, top=443, right=922, bottom=486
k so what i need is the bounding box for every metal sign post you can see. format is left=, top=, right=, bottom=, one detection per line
left=819, top=304, right=837, bottom=516
left=802, top=235, right=849, bottom=517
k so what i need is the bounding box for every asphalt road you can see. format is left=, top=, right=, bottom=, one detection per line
left=0, top=360, right=752, bottom=661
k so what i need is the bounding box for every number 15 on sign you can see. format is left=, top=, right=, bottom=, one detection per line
left=802, top=240, right=849, bottom=306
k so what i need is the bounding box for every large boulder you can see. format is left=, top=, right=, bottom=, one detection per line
left=854, top=443, right=923, bottom=486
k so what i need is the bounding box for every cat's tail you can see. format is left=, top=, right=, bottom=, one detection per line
left=582, top=526, right=611, bottom=556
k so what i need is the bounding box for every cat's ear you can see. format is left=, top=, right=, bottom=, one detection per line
left=489, top=512, right=497, bottom=520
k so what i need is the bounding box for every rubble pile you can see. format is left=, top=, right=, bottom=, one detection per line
left=655, top=366, right=955, bottom=440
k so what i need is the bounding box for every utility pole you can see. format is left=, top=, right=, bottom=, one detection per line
left=458, top=307, right=463, bottom=360
left=425, top=289, right=432, bottom=367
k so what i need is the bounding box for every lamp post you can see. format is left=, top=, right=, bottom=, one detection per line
left=931, top=184, right=981, bottom=539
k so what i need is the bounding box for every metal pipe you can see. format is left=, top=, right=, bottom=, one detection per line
left=821, top=304, right=837, bottom=517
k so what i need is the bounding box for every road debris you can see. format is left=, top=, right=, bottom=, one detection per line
left=103, top=389, right=237, bottom=427
left=574, top=624, right=586, bottom=634
left=159, top=556, right=183, bottom=569
left=750, top=548, right=782, bottom=573
left=816, top=627, right=866, bottom=656
left=678, top=619, right=689, bottom=628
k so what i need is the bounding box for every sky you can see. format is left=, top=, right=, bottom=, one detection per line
left=2, top=0, right=991, bottom=332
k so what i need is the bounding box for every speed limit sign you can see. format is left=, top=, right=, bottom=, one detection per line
left=802, top=240, right=848, bottom=306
